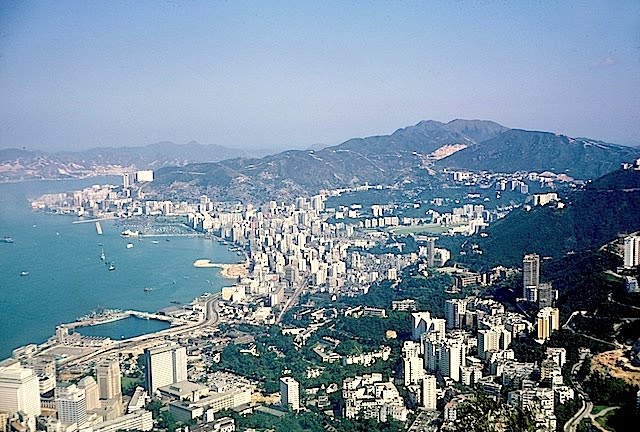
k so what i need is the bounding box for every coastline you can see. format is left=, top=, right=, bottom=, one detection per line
left=193, top=259, right=248, bottom=279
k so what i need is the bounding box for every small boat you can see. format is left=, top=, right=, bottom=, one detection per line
left=170, top=301, right=181, bottom=305
left=126, top=243, right=134, bottom=249
left=108, top=262, right=116, bottom=271
left=144, top=287, right=154, bottom=292
left=152, top=240, right=159, bottom=244
left=165, top=238, right=171, bottom=242
left=20, top=271, right=29, bottom=276
left=1, top=237, right=14, bottom=244
left=100, top=249, right=106, bottom=260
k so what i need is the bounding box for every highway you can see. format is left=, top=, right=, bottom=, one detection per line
left=564, top=360, right=593, bottom=432
left=275, top=281, right=307, bottom=324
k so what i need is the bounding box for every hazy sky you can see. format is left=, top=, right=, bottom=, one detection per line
left=1, top=1, right=639, bottom=152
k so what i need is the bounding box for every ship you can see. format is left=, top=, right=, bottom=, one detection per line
left=126, top=243, right=134, bottom=249
left=100, top=249, right=106, bottom=260
left=95, top=221, right=103, bottom=235
left=1, top=237, right=14, bottom=244
left=20, top=271, right=29, bottom=276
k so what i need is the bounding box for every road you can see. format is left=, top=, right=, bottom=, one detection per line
left=59, top=294, right=220, bottom=368
left=565, top=360, right=593, bottom=432
left=275, top=281, right=307, bottom=324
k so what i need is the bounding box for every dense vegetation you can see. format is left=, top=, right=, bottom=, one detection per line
left=473, top=169, right=640, bottom=267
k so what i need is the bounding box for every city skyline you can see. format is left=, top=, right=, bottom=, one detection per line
left=1, top=1, right=639, bottom=152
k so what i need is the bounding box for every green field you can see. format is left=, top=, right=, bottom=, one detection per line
left=388, top=223, right=462, bottom=235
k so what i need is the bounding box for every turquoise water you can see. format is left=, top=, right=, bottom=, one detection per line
left=0, top=177, right=239, bottom=359
left=76, top=316, right=171, bottom=340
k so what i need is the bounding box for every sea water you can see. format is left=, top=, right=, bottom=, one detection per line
left=0, top=177, right=239, bottom=358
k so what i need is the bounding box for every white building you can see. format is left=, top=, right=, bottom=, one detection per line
left=92, top=409, right=153, bottom=432
left=624, top=236, right=640, bottom=268
left=537, top=307, right=560, bottom=341
left=77, top=376, right=100, bottom=411
left=144, top=343, right=188, bottom=394
left=135, top=170, right=154, bottom=183
left=0, top=364, right=41, bottom=430
left=280, top=377, right=300, bottom=412
left=412, top=311, right=446, bottom=341
left=55, top=384, right=87, bottom=426
left=422, top=375, right=437, bottom=410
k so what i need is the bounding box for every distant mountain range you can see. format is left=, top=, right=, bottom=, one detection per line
left=2, top=120, right=638, bottom=194
left=0, top=141, right=249, bottom=181
left=152, top=119, right=639, bottom=201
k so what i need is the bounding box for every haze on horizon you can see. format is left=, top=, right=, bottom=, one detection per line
left=0, top=0, right=639, bottom=153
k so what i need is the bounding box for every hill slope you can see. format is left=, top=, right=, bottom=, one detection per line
left=476, top=168, right=640, bottom=266
left=153, top=119, right=507, bottom=200
left=439, top=129, right=639, bottom=179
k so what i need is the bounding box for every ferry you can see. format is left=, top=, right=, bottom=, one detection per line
left=126, top=243, right=134, bottom=249
left=20, top=271, right=29, bottom=276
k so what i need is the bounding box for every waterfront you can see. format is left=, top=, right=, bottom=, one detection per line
left=0, top=177, right=240, bottom=359
left=75, top=316, right=171, bottom=340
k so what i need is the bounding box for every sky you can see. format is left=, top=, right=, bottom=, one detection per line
left=1, top=0, right=639, bottom=152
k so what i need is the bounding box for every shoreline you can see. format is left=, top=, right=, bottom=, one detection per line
left=193, top=259, right=248, bottom=279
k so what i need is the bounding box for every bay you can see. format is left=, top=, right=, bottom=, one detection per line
left=0, top=177, right=239, bottom=359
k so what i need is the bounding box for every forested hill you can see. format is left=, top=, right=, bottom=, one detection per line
left=475, top=167, right=640, bottom=267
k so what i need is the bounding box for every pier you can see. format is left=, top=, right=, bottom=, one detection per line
left=66, top=310, right=182, bottom=329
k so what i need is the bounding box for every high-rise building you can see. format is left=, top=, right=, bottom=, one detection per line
left=96, top=359, right=121, bottom=401
left=144, top=343, right=187, bottom=394
left=523, top=254, right=540, bottom=301
left=280, top=377, right=300, bottom=412
left=445, top=299, right=467, bottom=329
left=0, top=364, right=41, bottom=430
left=77, top=376, right=100, bottom=410
left=537, top=282, right=555, bottom=309
left=438, top=337, right=466, bottom=382
left=426, top=238, right=436, bottom=268
left=412, top=312, right=446, bottom=341
left=55, top=384, right=87, bottom=426
left=123, top=173, right=134, bottom=188
left=537, top=307, right=560, bottom=341
left=624, top=236, right=640, bottom=268
left=421, top=375, right=437, bottom=410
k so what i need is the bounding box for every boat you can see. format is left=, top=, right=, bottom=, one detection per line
left=121, top=229, right=139, bottom=237
left=170, top=300, right=181, bottom=304
left=152, top=240, right=159, bottom=244
left=95, top=221, right=103, bottom=235
left=108, top=262, right=116, bottom=271
left=126, top=243, right=134, bottom=249
left=165, top=238, right=171, bottom=242
left=100, top=249, right=106, bottom=260
left=20, top=271, right=29, bottom=276
left=1, top=237, right=14, bottom=244
left=144, top=287, right=154, bottom=292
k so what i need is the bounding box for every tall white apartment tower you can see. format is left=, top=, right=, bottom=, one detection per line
left=624, top=236, right=640, bottom=268
left=55, top=384, right=87, bottom=426
left=96, top=359, right=122, bottom=400
left=523, top=253, right=540, bottom=301
left=0, top=364, right=41, bottom=431
left=421, top=375, right=437, bottom=410
left=144, top=343, right=187, bottom=394
left=280, top=377, right=300, bottom=412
